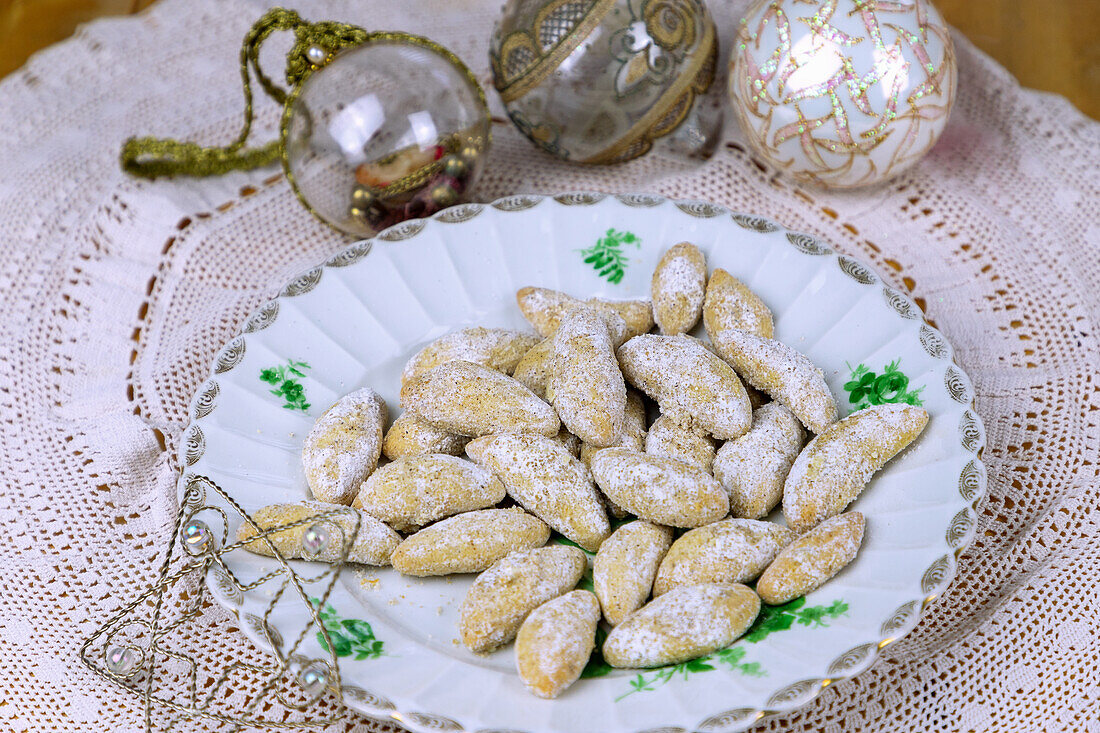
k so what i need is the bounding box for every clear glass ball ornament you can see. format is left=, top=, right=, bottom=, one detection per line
left=729, top=0, right=957, bottom=188
left=490, top=0, right=725, bottom=165
left=284, top=38, right=491, bottom=238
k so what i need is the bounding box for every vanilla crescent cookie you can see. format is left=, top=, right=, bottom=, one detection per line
left=653, top=518, right=794, bottom=595
left=708, top=329, right=838, bottom=435
left=602, top=583, right=760, bottom=668
left=579, top=389, right=647, bottom=469
left=401, top=327, right=541, bottom=389
left=784, top=403, right=928, bottom=533
left=466, top=433, right=610, bottom=552
left=651, top=242, right=707, bottom=335
left=515, top=590, right=601, bottom=698
left=512, top=338, right=553, bottom=400
left=617, top=334, right=751, bottom=440
left=645, top=414, right=717, bottom=472
left=703, top=268, right=774, bottom=339
left=549, top=308, right=627, bottom=447
left=237, top=501, right=400, bottom=566
left=590, top=448, right=728, bottom=528
left=516, top=286, right=651, bottom=342
left=593, top=520, right=673, bottom=626
left=390, top=507, right=550, bottom=576
left=381, top=412, right=469, bottom=460
left=302, top=388, right=387, bottom=505
left=713, top=402, right=806, bottom=519
left=401, top=360, right=559, bottom=438
left=352, top=454, right=505, bottom=532
left=459, top=545, right=587, bottom=653
left=553, top=427, right=582, bottom=457
left=756, top=512, right=865, bottom=605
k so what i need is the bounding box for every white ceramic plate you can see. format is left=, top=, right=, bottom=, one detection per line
left=180, top=192, right=986, bottom=733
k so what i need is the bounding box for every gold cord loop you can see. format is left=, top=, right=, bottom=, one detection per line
left=119, top=7, right=372, bottom=179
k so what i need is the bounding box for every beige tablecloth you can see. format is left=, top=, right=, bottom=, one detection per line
left=1, top=0, right=1098, bottom=731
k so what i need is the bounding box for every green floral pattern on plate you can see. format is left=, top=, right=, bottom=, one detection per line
left=578, top=228, right=640, bottom=283
left=259, top=359, right=311, bottom=411
left=844, top=360, right=924, bottom=411
left=310, top=598, right=385, bottom=661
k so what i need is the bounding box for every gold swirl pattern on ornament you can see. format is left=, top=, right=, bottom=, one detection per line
left=645, top=0, right=698, bottom=51
left=582, top=15, right=716, bottom=164
left=731, top=0, right=956, bottom=187
left=495, top=0, right=617, bottom=104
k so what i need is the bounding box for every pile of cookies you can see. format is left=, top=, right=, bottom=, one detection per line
left=238, top=242, right=928, bottom=699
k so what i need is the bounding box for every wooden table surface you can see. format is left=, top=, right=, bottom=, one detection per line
left=2, top=0, right=1097, bottom=118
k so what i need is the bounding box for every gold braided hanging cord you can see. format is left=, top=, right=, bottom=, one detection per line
left=119, top=8, right=372, bottom=179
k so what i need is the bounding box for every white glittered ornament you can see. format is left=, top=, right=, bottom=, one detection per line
left=729, top=0, right=957, bottom=188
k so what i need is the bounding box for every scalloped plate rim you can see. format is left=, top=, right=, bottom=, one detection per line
left=182, top=191, right=987, bottom=733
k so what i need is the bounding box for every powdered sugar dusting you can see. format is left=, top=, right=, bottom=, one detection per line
left=239, top=500, right=400, bottom=566
left=757, top=512, right=865, bottom=604
left=602, top=583, right=760, bottom=668
left=783, top=404, right=929, bottom=533
left=590, top=447, right=728, bottom=527
left=515, top=590, right=601, bottom=698
left=512, top=338, right=553, bottom=399
left=653, top=518, right=794, bottom=594
left=714, top=403, right=807, bottom=519
left=401, top=360, right=559, bottom=437
left=593, top=520, right=674, bottom=625
left=703, top=268, right=774, bottom=339
left=712, top=329, right=838, bottom=434
left=517, top=286, right=652, bottom=341
left=302, top=387, right=387, bottom=505
left=618, top=334, right=751, bottom=440
left=550, top=308, right=627, bottom=447
left=580, top=390, right=647, bottom=468
left=465, top=433, right=610, bottom=551
left=352, top=454, right=505, bottom=531
left=401, top=327, right=541, bottom=387
left=645, top=414, right=717, bottom=472
left=459, top=545, right=587, bottom=653
left=390, top=507, right=550, bottom=576
left=382, top=412, right=469, bottom=460
left=652, top=242, right=706, bottom=335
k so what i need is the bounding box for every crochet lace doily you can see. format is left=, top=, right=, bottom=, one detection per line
left=1, top=0, right=1097, bottom=730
